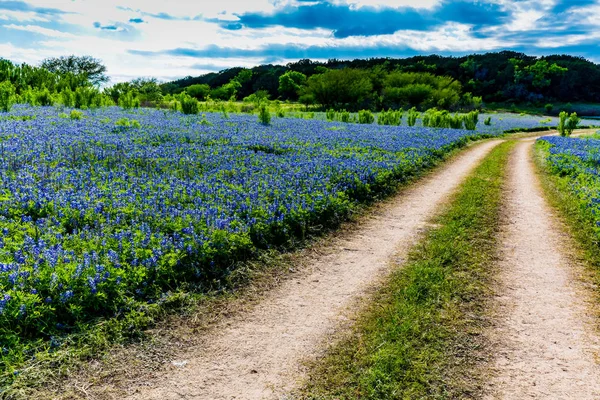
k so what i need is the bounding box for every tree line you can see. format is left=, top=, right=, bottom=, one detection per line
left=1, top=51, right=600, bottom=113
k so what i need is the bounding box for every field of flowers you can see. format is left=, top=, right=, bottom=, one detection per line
left=538, top=135, right=600, bottom=237
left=0, top=106, right=500, bottom=358
left=0, top=105, right=593, bottom=374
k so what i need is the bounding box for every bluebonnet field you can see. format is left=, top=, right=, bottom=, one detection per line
left=538, top=135, right=600, bottom=234
left=0, top=105, right=591, bottom=376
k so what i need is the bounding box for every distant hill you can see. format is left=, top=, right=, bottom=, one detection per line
left=162, top=51, right=600, bottom=105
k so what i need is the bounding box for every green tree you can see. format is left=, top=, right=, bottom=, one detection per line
left=305, top=68, right=373, bottom=110
left=278, top=71, right=307, bottom=100
left=186, top=84, right=210, bottom=100
left=40, top=55, right=108, bottom=86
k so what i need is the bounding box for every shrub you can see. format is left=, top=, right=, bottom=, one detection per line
left=377, top=109, right=403, bottom=126
left=258, top=104, right=271, bottom=125
left=70, top=110, right=84, bottom=120
left=340, top=110, right=351, bottom=123
left=61, top=88, right=74, bottom=107
left=0, top=81, right=16, bottom=112
left=35, top=88, right=54, bottom=106
left=181, top=96, right=199, bottom=115
left=407, top=107, right=419, bottom=127
left=357, top=110, right=375, bottom=124
left=119, top=91, right=140, bottom=110
left=545, top=103, right=553, bottom=114
left=484, top=117, right=492, bottom=126
left=463, top=110, right=479, bottom=130
left=276, top=109, right=285, bottom=118
left=115, top=118, right=141, bottom=129
left=566, top=112, right=580, bottom=136
left=326, top=109, right=336, bottom=121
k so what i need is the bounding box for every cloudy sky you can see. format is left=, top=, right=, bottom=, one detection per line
left=1, top=0, right=599, bottom=83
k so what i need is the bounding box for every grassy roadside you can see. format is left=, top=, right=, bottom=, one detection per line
left=533, top=141, right=600, bottom=310
left=297, top=141, right=515, bottom=399
left=3, top=138, right=494, bottom=400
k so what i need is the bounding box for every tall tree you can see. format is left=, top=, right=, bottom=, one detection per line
left=40, top=55, right=108, bottom=86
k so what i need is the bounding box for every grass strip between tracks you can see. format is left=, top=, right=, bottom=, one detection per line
left=298, top=140, right=515, bottom=399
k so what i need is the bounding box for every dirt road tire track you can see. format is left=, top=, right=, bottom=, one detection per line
left=486, top=140, right=600, bottom=399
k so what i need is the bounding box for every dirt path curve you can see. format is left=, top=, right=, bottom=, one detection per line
left=487, top=140, right=600, bottom=399
left=125, top=140, right=502, bottom=400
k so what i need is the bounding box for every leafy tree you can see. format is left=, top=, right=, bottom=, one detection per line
left=305, top=68, right=373, bottom=110
left=278, top=71, right=307, bottom=100
left=186, top=84, right=210, bottom=100
left=40, top=55, right=108, bottom=86
left=130, top=78, right=162, bottom=103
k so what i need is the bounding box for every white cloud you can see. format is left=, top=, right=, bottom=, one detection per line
left=4, top=23, right=76, bottom=38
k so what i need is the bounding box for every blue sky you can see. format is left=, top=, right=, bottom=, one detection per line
left=1, top=0, right=599, bottom=82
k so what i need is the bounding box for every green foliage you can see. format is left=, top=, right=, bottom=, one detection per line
left=562, top=112, right=580, bottom=136
left=407, top=107, right=419, bottom=127
left=278, top=70, right=307, bottom=100
left=382, top=72, right=462, bottom=110
left=377, top=109, right=403, bottom=126
left=258, top=104, right=271, bottom=125
left=326, top=109, right=336, bottom=121
left=61, top=87, right=74, bottom=107
left=118, top=91, right=139, bottom=110
left=70, top=110, right=84, bottom=120
left=484, top=116, right=492, bottom=125
left=199, top=114, right=212, bottom=126
left=421, top=108, right=464, bottom=129
left=463, top=110, right=479, bottom=131
left=0, top=80, right=16, bottom=112
left=357, top=110, right=375, bottom=124
left=340, top=110, right=351, bottom=123
left=545, top=103, right=554, bottom=114
left=34, top=87, right=54, bottom=106
left=74, top=86, right=103, bottom=109
left=186, top=84, right=210, bottom=100
left=305, top=68, right=373, bottom=111
left=115, top=117, right=141, bottom=129
left=180, top=95, right=199, bottom=115
left=41, top=55, right=108, bottom=86
left=130, top=77, right=163, bottom=104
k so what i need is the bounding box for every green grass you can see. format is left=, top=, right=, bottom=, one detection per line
left=297, top=141, right=515, bottom=399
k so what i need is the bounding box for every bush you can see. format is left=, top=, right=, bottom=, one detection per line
left=181, top=96, right=199, bottom=115
left=340, top=110, right=351, bottom=123
left=115, top=118, right=141, bottom=129
left=119, top=91, right=140, bottom=110
left=326, top=109, right=336, bottom=121
left=70, top=110, right=84, bottom=120
left=36, top=88, right=54, bottom=106
left=463, top=110, right=479, bottom=131
left=357, top=110, right=375, bottom=124
left=258, top=104, right=271, bottom=125
left=0, top=81, right=16, bottom=112
left=559, top=112, right=580, bottom=136
left=377, top=109, right=403, bottom=126
left=484, top=117, right=492, bottom=126
left=61, top=88, right=74, bottom=107
left=545, top=103, right=553, bottom=114
left=407, top=107, right=419, bottom=127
